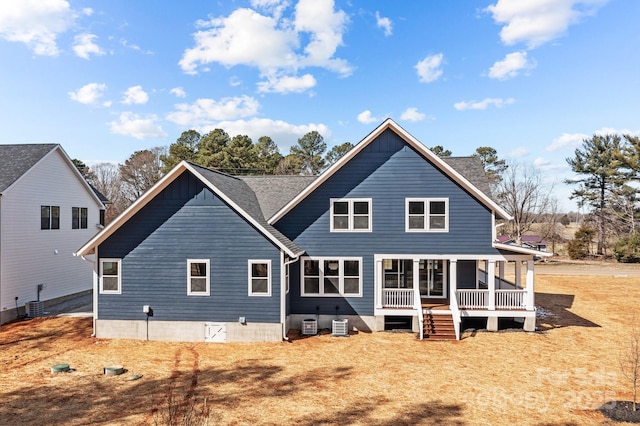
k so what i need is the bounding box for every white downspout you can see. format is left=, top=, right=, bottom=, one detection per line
left=281, top=254, right=299, bottom=341
left=77, top=252, right=98, bottom=337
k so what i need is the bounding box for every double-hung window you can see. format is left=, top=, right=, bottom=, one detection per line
left=406, top=198, right=449, bottom=232
left=330, top=198, right=371, bottom=232
left=41, top=205, right=60, bottom=230
left=72, top=207, right=88, bottom=229
left=100, top=259, right=121, bottom=294
left=187, top=259, right=210, bottom=296
left=301, top=257, right=362, bottom=297
left=248, top=260, right=271, bottom=296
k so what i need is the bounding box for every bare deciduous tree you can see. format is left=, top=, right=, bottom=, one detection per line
left=119, top=147, right=165, bottom=203
left=494, top=163, right=554, bottom=245
left=621, top=316, right=640, bottom=411
left=86, top=162, right=128, bottom=224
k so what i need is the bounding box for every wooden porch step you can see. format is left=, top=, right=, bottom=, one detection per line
left=423, top=313, right=456, bottom=341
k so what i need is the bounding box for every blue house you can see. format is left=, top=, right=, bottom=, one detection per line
left=76, top=119, right=550, bottom=342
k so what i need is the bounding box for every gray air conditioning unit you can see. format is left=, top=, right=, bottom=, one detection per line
left=332, top=319, right=348, bottom=337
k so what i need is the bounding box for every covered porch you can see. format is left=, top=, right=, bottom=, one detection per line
left=374, top=248, right=550, bottom=339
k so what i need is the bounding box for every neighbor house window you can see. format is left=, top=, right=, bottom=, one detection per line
left=248, top=260, right=271, bottom=296
left=72, top=207, right=88, bottom=229
left=406, top=198, right=449, bottom=232
left=301, top=257, right=362, bottom=297
left=330, top=198, right=372, bottom=232
left=41, top=205, right=60, bottom=230
left=187, top=259, right=210, bottom=296
left=100, top=259, right=121, bottom=294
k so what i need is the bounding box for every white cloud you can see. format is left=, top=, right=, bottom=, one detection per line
left=485, top=0, right=608, bottom=49
left=546, top=132, right=588, bottom=152
left=82, top=8, right=93, bottom=16
left=415, top=53, right=444, bottom=83
left=166, top=96, right=261, bottom=127
left=121, top=86, right=149, bottom=105
left=109, top=112, right=167, bottom=140
left=453, top=97, right=515, bottom=111
left=0, top=0, right=76, bottom=55
left=533, top=156, right=568, bottom=172
left=488, top=51, right=535, bottom=80
left=508, top=147, right=530, bottom=158
left=257, top=73, right=316, bottom=93
left=546, top=127, right=640, bottom=152
left=375, top=11, right=392, bottom=37
left=357, top=110, right=379, bottom=124
left=400, top=107, right=426, bottom=122
left=170, top=87, right=187, bottom=98
left=72, top=33, right=105, bottom=60
left=68, top=82, right=107, bottom=105
left=179, top=0, right=351, bottom=93
left=204, top=118, right=331, bottom=152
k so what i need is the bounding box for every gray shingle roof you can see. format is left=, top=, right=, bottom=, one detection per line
left=240, top=175, right=317, bottom=219
left=0, top=144, right=58, bottom=193
left=188, top=163, right=304, bottom=256
left=442, top=156, right=493, bottom=198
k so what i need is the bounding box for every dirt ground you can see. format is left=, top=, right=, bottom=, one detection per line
left=1, top=272, right=640, bottom=425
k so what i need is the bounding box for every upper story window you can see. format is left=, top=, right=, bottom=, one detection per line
left=330, top=198, right=372, bottom=232
left=406, top=198, right=449, bottom=232
left=100, top=259, right=121, bottom=294
left=248, top=260, right=271, bottom=297
left=187, top=259, right=210, bottom=296
left=41, top=205, right=60, bottom=230
left=72, top=207, right=88, bottom=229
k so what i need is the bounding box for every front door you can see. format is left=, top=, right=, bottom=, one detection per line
left=418, top=259, right=446, bottom=298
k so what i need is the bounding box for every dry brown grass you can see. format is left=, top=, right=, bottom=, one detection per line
left=1, top=274, right=639, bottom=425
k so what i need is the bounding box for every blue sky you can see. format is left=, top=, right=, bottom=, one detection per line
left=1, top=0, right=638, bottom=211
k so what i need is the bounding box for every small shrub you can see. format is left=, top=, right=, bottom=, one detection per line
left=568, top=225, right=595, bottom=259
left=614, top=232, right=640, bottom=263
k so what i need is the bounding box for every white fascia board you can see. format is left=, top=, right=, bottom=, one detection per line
left=268, top=118, right=512, bottom=224
left=493, top=242, right=553, bottom=257
left=75, top=161, right=191, bottom=256
left=184, top=163, right=299, bottom=258
left=76, top=161, right=299, bottom=258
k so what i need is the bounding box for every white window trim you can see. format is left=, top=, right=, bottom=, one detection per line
left=330, top=198, right=372, bottom=232
left=100, top=258, right=121, bottom=295
left=405, top=198, right=449, bottom=232
left=248, top=259, right=272, bottom=297
left=300, top=256, right=363, bottom=297
left=187, top=259, right=210, bottom=296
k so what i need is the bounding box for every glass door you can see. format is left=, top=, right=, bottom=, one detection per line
left=419, top=259, right=446, bottom=297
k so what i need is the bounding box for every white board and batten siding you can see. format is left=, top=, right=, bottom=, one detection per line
left=0, top=148, right=103, bottom=320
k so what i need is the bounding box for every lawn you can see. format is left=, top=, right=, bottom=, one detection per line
left=1, top=273, right=638, bottom=425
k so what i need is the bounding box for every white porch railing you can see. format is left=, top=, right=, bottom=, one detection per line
left=456, top=289, right=488, bottom=309
left=382, top=288, right=414, bottom=308
left=456, top=289, right=528, bottom=310
left=495, top=290, right=526, bottom=310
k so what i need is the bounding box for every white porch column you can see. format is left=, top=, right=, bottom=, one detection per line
left=413, top=260, right=421, bottom=309
left=375, top=259, right=383, bottom=309
left=449, top=260, right=457, bottom=308
left=526, top=260, right=535, bottom=310
left=487, top=260, right=496, bottom=310
left=514, top=260, right=522, bottom=288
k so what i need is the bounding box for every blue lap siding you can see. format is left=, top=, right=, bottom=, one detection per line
left=98, top=171, right=281, bottom=323
left=275, top=129, right=500, bottom=316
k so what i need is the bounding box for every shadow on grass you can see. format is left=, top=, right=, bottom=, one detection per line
left=296, top=400, right=465, bottom=426
left=535, top=292, right=601, bottom=330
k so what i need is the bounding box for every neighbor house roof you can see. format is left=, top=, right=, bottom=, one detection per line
left=76, top=161, right=304, bottom=258
left=0, top=144, right=59, bottom=193
left=268, top=118, right=512, bottom=223
left=0, top=143, right=106, bottom=208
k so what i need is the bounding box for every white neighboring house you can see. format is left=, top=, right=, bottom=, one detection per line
left=0, top=144, right=106, bottom=324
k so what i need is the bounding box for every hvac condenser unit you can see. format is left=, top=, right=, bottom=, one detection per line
left=332, top=319, right=348, bottom=336
left=302, top=318, right=317, bottom=335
